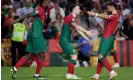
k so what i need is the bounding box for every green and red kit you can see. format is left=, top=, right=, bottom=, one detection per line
left=59, top=14, right=76, bottom=57
left=98, top=13, right=119, bottom=57
left=26, top=5, right=46, bottom=54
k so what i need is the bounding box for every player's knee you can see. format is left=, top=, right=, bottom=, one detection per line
left=25, top=53, right=32, bottom=60
left=39, top=52, right=45, bottom=61
left=98, top=54, right=106, bottom=62
left=71, top=54, right=77, bottom=60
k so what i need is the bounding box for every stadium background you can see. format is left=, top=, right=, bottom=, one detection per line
left=1, top=0, right=133, bottom=80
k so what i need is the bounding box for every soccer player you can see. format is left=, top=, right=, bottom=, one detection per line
left=87, top=2, right=119, bottom=80
left=10, top=0, right=49, bottom=80
left=59, top=4, right=93, bottom=79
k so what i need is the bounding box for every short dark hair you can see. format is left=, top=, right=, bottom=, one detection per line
left=39, top=0, right=49, bottom=5
left=39, top=0, right=45, bottom=5
left=106, top=2, right=117, bottom=9
left=69, top=4, right=79, bottom=12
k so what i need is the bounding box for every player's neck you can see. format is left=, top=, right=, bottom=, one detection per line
left=71, top=12, right=76, bottom=18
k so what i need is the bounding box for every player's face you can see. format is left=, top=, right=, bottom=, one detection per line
left=107, top=5, right=113, bottom=12
left=75, top=6, right=81, bottom=15
left=42, top=1, right=49, bottom=7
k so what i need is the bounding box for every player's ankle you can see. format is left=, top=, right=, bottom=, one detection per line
left=115, top=63, right=119, bottom=64
left=67, top=73, right=73, bottom=75
left=110, top=70, right=115, bottom=74
left=95, top=74, right=100, bottom=77
left=34, top=74, right=39, bottom=76
left=13, top=67, right=17, bottom=71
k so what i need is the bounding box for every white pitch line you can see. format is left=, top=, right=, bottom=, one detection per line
left=2, top=74, right=133, bottom=77
left=1, top=74, right=90, bottom=77
left=124, top=75, right=133, bottom=77
left=1, top=75, right=64, bottom=77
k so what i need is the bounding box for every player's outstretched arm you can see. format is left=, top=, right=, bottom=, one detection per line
left=75, top=29, right=92, bottom=44
left=87, top=11, right=108, bottom=19
left=12, top=12, right=32, bottom=24
left=71, top=22, right=93, bottom=36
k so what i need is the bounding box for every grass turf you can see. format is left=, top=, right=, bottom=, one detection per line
left=1, top=67, right=133, bottom=80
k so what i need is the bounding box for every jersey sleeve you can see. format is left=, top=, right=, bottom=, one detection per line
left=68, top=16, right=75, bottom=24
left=34, top=7, right=42, bottom=16
left=31, top=7, right=40, bottom=16
left=107, top=14, right=118, bottom=21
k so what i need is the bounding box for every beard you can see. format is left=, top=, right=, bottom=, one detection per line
left=106, top=10, right=112, bottom=15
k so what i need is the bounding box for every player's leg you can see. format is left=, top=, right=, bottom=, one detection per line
left=71, top=54, right=82, bottom=79
left=98, top=36, right=117, bottom=80
left=66, top=49, right=81, bottom=79
left=91, top=59, right=102, bottom=80
left=66, top=54, right=81, bottom=79
left=91, top=36, right=117, bottom=80
left=67, top=54, right=77, bottom=75
left=91, top=36, right=105, bottom=80
left=91, top=53, right=116, bottom=80
left=11, top=53, right=32, bottom=80
left=111, top=49, right=119, bottom=68
left=91, top=54, right=103, bottom=80
left=29, top=36, right=47, bottom=79
left=109, top=40, right=119, bottom=67
left=60, top=41, right=81, bottom=79
left=33, top=52, right=46, bottom=80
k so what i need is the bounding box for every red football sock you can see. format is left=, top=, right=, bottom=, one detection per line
left=113, top=53, right=118, bottom=63
left=35, top=55, right=44, bottom=74
left=96, top=61, right=103, bottom=74
left=67, top=62, right=74, bottom=74
left=102, top=58, right=113, bottom=72
left=15, top=56, right=27, bottom=69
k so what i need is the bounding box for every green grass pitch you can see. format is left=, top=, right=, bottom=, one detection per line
left=1, top=67, right=133, bottom=80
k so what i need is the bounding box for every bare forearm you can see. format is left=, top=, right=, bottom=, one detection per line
left=76, top=25, right=89, bottom=33
left=12, top=13, right=32, bottom=24
left=87, top=11, right=108, bottom=19
left=71, top=22, right=88, bottom=33
left=76, top=29, right=90, bottom=43
left=96, top=13, right=108, bottom=19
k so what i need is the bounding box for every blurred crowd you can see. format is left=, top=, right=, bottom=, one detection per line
left=1, top=0, right=133, bottom=40
left=1, top=0, right=133, bottom=66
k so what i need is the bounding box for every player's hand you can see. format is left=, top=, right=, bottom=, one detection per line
left=85, top=30, right=93, bottom=37
left=87, top=11, right=95, bottom=16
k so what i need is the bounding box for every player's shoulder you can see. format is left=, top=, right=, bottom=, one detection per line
left=36, top=5, right=43, bottom=10
left=65, top=14, right=74, bottom=21
left=67, top=14, right=74, bottom=18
